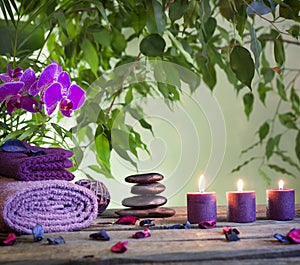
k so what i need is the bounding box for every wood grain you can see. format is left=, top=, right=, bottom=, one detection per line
left=0, top=205, right=300, bottom=264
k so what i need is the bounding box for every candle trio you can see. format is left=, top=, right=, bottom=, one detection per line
left=187, top=175, right=295, bottom=224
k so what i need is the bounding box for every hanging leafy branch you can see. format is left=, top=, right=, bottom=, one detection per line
left=0, top=0, right=299, bottom=181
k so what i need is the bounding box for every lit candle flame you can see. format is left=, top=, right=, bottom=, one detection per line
left=237, top=179, right=243, bottom=192
left=199, top=174, right=205, bottom=193
left=278, top=179, right=284, bottom=190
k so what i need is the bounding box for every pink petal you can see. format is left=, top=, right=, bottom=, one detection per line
left=67, top=84, right=85, bottom=110
left=111, top=241, right=128, bottom=253
left=43, top=82, right=63, bottom=109
left=37, top=63, right=58, bottom=90
left=198, top=220, right=216, bottom=229
left=287, top=229, right=300, bottom=244
left=132, top=228, right=151, bottom=239
left=115, top=216, right=139, bottom=225
left=1, top=233, right=17, bottom=246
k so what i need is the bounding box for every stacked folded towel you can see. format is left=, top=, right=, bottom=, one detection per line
left=0, top=139, right=99, bottom=234
left=0, top=176, right=98, bottom=233
left=0, top=140, right=74, bottom=181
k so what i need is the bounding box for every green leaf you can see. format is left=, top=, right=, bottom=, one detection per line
left=290, top=87, right=300, bottom=114
left=131, top=5, right=147, bottom=34
left=204, top=17, right=217, bottom=41
left=140, top=33, right=166, bottom=57
left=296, top=131, right=300, bottom=162
left=278, top=112, right=297, bottom=129
left=257, top=83, right=272, bottom=105
left=231, top=157, right=258, bottom=173
left=0, top=20, right=44, bottom=57
left=274, top=34, right=285, bottom=66
left=268, top=164, right=296, bottom=178
left=236, top=4, right=246, bottom=37
left=95, top=132, right=111, bottom=171
left=275, top=151, right=300, bottom=171
left=146, top=0, right=165, bottom=34
left=258, top=122, right=270, bottom=142
left=276, top=78, right=287, bottom=101
left=243, top=92, right=254, bottom=119
left=250, top=25, right=262, bottom=73
left=230, top=46, right=255, bottom=90
left=258, top=169, right=271, bottom=185
left=287, top=25, right=300, bottom=39
left=279, top=0, right=300, bottom=21
left=197, top=56, right=216, bottom=90
left=167, top=31, right=194, bottom=65
left=82, top=38, right=99, bottom=76
left=169, top=0, right=188, bottom=23
left=111, top=28, right=126, bottom=53
left=266, top=137, right=275, bottom=160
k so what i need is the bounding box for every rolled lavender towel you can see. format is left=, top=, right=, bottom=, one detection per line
left=0, top=176, right=98, bottom=234
left=0, top=139, right=75, bottom=181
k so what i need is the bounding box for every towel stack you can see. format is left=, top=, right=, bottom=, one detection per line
left=0, top=139, right=99, bottom=234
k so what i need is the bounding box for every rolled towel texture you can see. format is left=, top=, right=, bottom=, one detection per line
left=0, top=140, right=75, bottom=181
left=0, top=176, right=98, bottom=234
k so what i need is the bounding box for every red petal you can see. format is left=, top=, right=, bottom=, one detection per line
left=222, top=226, right=232, bottom=234
left=111, top=241, right=128, bottom=253
left=2, top=233, right=17, bottom=246
left=115, top=216, right=139, bottom=225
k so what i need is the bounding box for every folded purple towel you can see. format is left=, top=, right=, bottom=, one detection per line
left=0, top=141, right=75, bottom=181
left=0, top=176, right=98, bottom=234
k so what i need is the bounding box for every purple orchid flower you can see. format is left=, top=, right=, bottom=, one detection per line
left=33, top=61, right=85, bottom=117
left=0, top=65, right=23, bottom=82
left=0, top=67, right=40, bottom=114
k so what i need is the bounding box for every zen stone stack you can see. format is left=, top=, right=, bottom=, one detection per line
left=116, top=173, right=176, bottom=218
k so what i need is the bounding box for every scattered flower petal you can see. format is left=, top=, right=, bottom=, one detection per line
left=89, top=230, right=110, bottom=241
left=198, top=220, right=216, bottom=229
left=0, top=233, right=17, bottom=246
left=166, top=221, right=190, bottom=229
left=115, top=216, right=139, bottom=225
left=223, top=227, right=240, bottom=242
left=47, top=236, right=65, bottom=245
left=32, top=224, right=44, bottom=242
left=287, top=229, right=300, bottom=244
left=132, top=228, right=151, bottom=239
left=111, top=241, right=128, bottom=253
left=274, top=233, right=288, bottom=243
left=140, top=219, right=155, bottom=227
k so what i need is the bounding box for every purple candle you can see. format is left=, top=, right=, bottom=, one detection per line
left=266, top=180, right=295, bottom=221
left=187, top=175, right=217, bottom=224
left=226, top=179, right=256, bottom=223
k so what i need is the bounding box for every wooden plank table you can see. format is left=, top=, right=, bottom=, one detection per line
left=1, top=205, right=300, bottom=265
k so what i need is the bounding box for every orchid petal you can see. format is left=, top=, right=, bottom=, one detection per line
left=20, top=68, right=36, bottom=92
left=43, top=82, right=63, bottom=108
left=37, top=63, right=58, bottom=90
left=20, top=96, right=40, bottom=113
left=67, top=84, right=85, bottom=110
left=29, top=80, right=38, bottom=96
left=0, top=82, right=24, bottom=102
left=46, top=102, right=58, bottom=116
left=0, top=73, right=11, bottom=82
left=59, top=99, right=73, bottom=117
left=6, top=95, right=21, bottom=114
left=58, top=71, right=71, bottom=94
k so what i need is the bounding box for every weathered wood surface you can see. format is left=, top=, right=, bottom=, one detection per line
left=1, top=205, right=300, bottom=265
